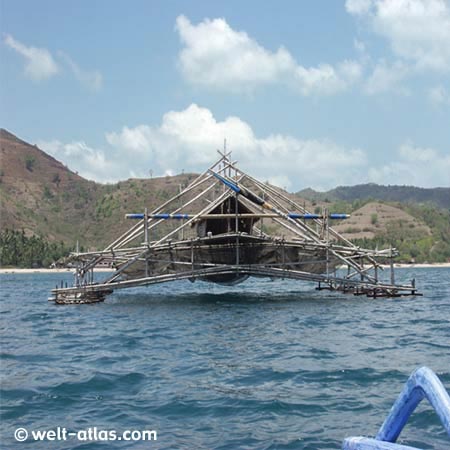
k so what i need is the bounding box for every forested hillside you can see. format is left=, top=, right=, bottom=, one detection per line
left=1, top=129, right=449, bottom=266
left=298, top=184, right=450, bottom=209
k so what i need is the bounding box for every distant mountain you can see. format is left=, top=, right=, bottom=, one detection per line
left=0, top=128, right=196, bottom=249
left=297, top=183, right=450, bottom=209
left=1, top=129, right=449, bottom=263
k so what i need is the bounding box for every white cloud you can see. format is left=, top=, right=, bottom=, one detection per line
left=175, top=15, right=362, bottom=95
left=58, top=51, right=103, bottom=91
left=106, top=103, right=367, bottom=190
left=364, top=60, right=410, bottom=94
left=4, top=34, right=59, bottom=81
left=36, top=139, right=120, bottom=182
left=368, top=142, right=450, bottom=187
left=346, top=0, right=450, bottom=72
left=38, top=105, right=449, bottom=189
left=3, top=34, right=102, bottom=90
left=346, top=0, right=374, bottom=15
left=428, top=85, right=450, bottom=105
left=294, top=60, right=363, bottom=96
left=354, top=39, right=367, bottom=53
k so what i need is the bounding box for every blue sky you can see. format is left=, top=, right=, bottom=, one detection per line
left=1, top=0, right=449, bottom=190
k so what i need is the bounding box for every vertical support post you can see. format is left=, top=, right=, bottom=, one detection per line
left=324, top=207, right=329, bottom=281
left=390, top=246, right=395, bottom=285
left=179, top=184, right=185, bottom=241
left=221, top=148, right=226, bottom=194
left=144, top=208, right=149, bottom=245
left=260, top=191, right=265, bottom=237
left=75, top=266, right=80, bottom=287
left=360, top=257, right=364, bottom=282
left=144, top=208, right=149, bottom=277
left=191, top=239, right=194, bottom=275
left=235, top=193, right=240, bottom=266
left=75, top=240, right=81, bottom=288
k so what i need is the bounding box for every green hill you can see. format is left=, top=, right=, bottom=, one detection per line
left=298, top=183, right=450, bottom=209
left=1, top=129, right=449, bottom=265
left=0, top=128, right=196, bottom=250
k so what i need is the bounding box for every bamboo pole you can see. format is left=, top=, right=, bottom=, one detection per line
left=60, top=151, right=407, bottom=297
left=226, top=171, right=379, bottom=283
left=53, top=263, right=414, bottom=296
left=74, top=156, right=234, bottom=278
left=106, top=155, right=232, bottom=251
left=148, top=177, right=245, bottom=249
left=117, top=177, right=220, bottom=249
left=116, top=160, right=236, bottom=249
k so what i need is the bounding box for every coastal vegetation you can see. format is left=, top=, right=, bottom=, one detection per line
left=1, top=128, right=449, bottom=267
left=0, top=229, right=74, bottom=268
left=327, top=200, right=450, bottom=263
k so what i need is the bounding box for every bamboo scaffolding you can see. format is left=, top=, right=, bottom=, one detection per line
left=211, top=170, right=379, bottom=284
left=50, top=151, right=420, bottom=304
left=52, top=264, right=416, bottom=297
left=236, top=165, right=385, bottom=269
left=115, top=161, right=236, bottom=250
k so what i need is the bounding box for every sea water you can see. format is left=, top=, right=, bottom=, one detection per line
left=0, top=268, right=449, bottom=449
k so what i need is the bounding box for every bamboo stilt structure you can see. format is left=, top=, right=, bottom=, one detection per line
left=49, top=152, right=421, bottom=304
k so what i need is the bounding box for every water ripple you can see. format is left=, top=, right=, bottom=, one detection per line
left=1, top=268, right=449, bottom=449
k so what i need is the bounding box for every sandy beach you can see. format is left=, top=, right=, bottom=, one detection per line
left=0, top=267, right=114, bottom=274
left=393, top=263, right=450, bottom=269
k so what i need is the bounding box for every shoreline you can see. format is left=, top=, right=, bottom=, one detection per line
left=0, top=263, right=449, bottom=275
left=0, top=267, right=114, bottom=274
left=370, top=263, right=450, bottom=269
